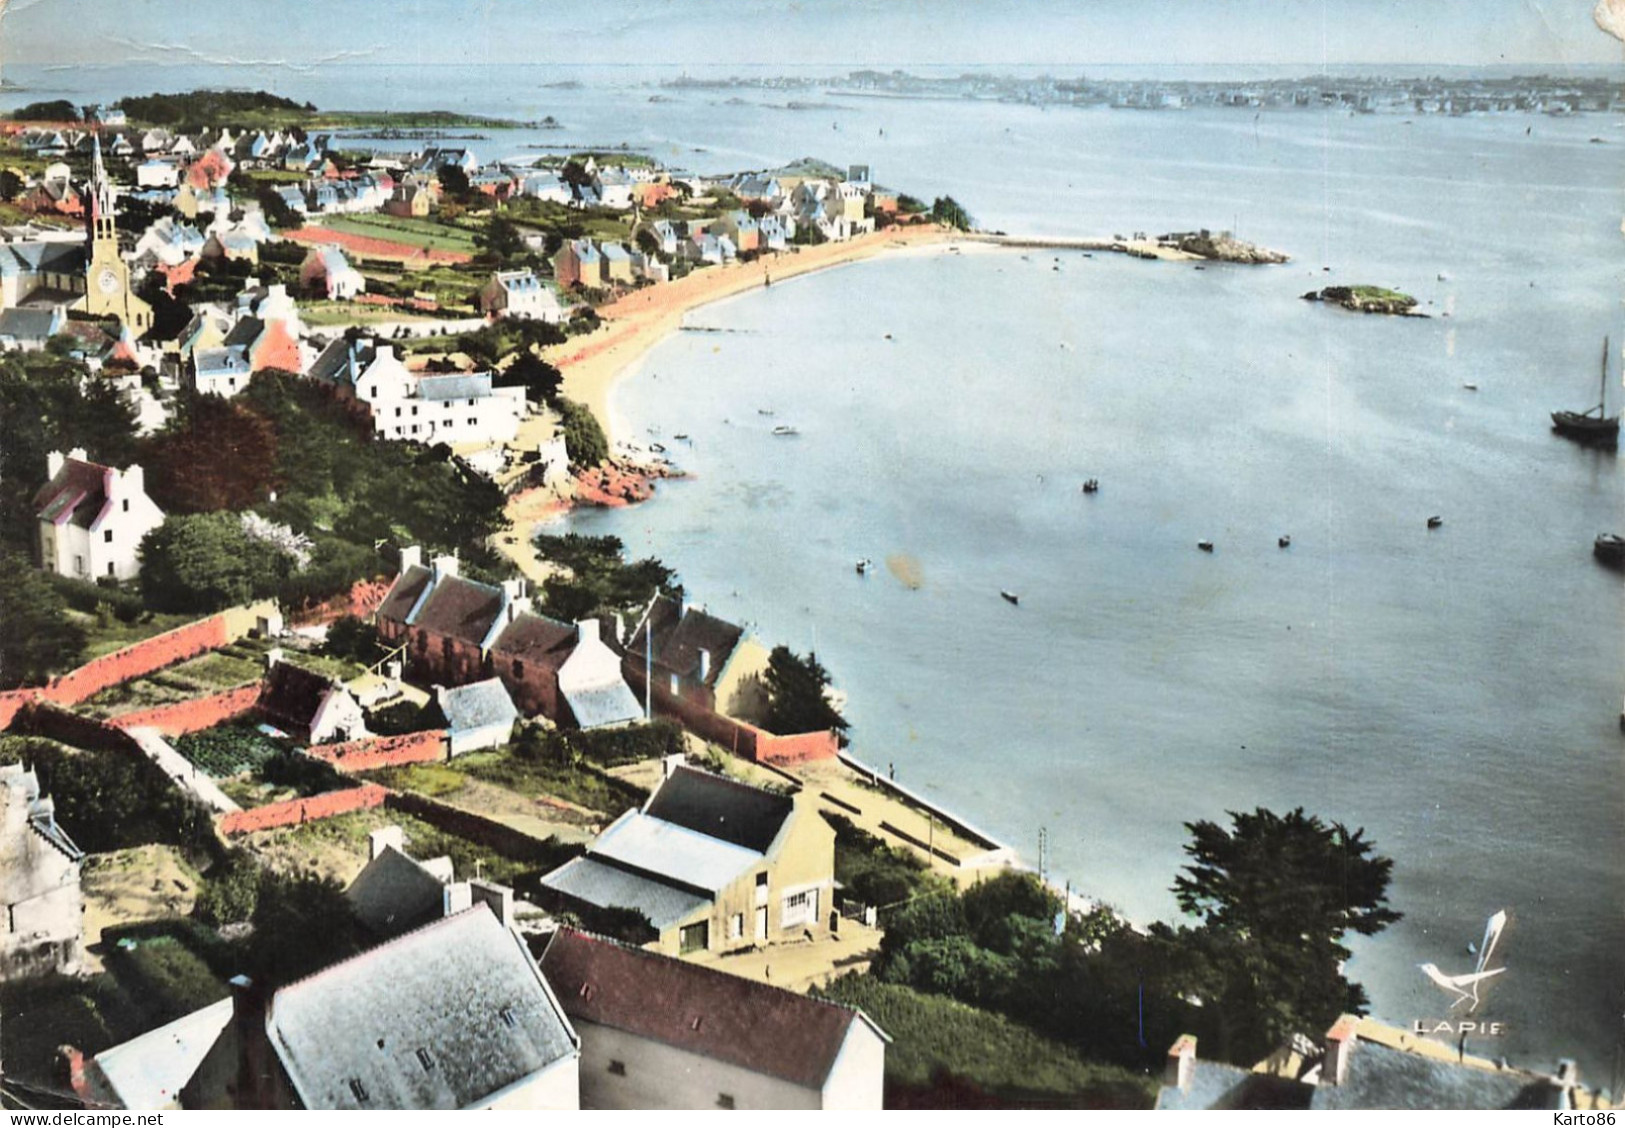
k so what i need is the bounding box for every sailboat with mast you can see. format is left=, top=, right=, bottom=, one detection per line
left=1551, top=335, right=1620, bottom=446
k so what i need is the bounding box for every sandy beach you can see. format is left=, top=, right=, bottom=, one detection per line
left=545, top=223, right=959, bottom=443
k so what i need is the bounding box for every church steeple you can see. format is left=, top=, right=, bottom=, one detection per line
left=89, top=131, right=118, bottom=246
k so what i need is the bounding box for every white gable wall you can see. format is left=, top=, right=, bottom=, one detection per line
left=571, top=1019, right=821, bottom=1110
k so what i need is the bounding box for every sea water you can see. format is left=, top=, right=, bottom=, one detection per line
left=7, top=62, right=1621, bottom=1079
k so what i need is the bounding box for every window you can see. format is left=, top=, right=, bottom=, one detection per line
left=442, top=638, right=455, bottom=660
left=103, top=530, right=113, bottom=542
left=729, top=913, right=744, bottom=940
left=411, top=405, right=419, bottom=416
left=395, top=407, right=402, bottom=417
left=467, top=418, right=477, bottom=427
left=498, top=1006, right=516, bottom=1028
left=121, top=499, right=129, bottom=512
left=781, top=887, right=817, bottom=929
left=467, top=397, right=476, bottom=406
left=415, top=1048, right=435, bottom=1072
left=512, top=659, right=524, bottom=678
left=716, top=1094, right=736, bottom=1110
left=607, top=1060, right=626, bottom=1077
left=107, top=562, right=115, bottom=577
left=678, top=920, right=709, bottom=954
left=756, top=872, right=768, bottom=887
left=348, top=1079, right=370, bottom=1102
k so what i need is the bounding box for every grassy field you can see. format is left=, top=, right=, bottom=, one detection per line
left=320, top=213, right=481, bottom=252
left=300, top=302, right=438, bottom=327
left=74, top=610, right=204, bottom=661
left=454, top=748, right=645, bottom=815
left=819, top=975, right=1156, bottom=1109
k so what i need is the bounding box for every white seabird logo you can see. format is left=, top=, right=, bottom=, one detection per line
left=1419, top=910, right=1508, bottom=1012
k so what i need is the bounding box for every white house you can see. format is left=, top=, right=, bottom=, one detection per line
left=1, top=765, right=85, bottom=980
left=34, top=449, right=165, bottom=582
left=308, top=339, right=523, bottom=447
left=539, top=928, right=887, bottom=1110
left=436, top=678, right=520, bottom=756
left=556, top=620, right=642, bottom=730
left=299, top=244, right=365, bottom=300
left=479, top=270, right=564, bottom=323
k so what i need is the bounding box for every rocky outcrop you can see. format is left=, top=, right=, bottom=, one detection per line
left=1163, top=230, right=1291, bottom=263
left=1301, top=285, right=1427, bottom=317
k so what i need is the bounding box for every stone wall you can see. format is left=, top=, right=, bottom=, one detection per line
left=217, top=783, right=389, bottom=836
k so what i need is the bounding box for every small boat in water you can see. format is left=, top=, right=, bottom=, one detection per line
left=856, top=558, right=873, bottom=575
left=1278, top=535, right=1292, bottom=548
left=1551, top=336, right=1620, bottom=446
left=772, top=425, right=799, bottom=436
left=1463, top=383, right=1478, bottom=391
left=1427, top=516, right=1444, bottom=529
left=758, top=408, right=775, bottom=416
left=1000, top=590, right=1020, bottom=605
left=1197, top=540, right=1214, bottom=552
left=1594, top=533, right=1625, bottom=567
left=1081, top=478, right=1099, bottom=494
left=649, top=442, right=666, bottom=453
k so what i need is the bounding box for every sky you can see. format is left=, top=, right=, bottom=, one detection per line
left=1, top=0, right=1622, bottom=70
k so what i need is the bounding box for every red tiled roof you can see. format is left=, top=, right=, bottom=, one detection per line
left=490, top=611, right=577, bottom=668
left=33, top=458, right=109, bottom=528
left=539, top=930, right=873, bottom=1091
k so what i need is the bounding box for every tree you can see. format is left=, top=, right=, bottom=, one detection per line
left=0, top=169, right=23, bottom=202
left=143, top=391, right=279, bottom=512
left=437, top=162, right=471, bottom=202
left=555, top=396, right=608, bottom=468
left=476, top=212, right=525, bottom=262
left=1169, top=808, right=1401, bottom=1063
left=495, top=351, right=562, bottom=403
left=931, top=196, right=974, bottom=231
left=138, top=513, right=290, bottom=613
left=322, top=614, right=382, bottom=665
left=9, top=99, right=78, bottom=122
left=760, top=646, right=849, bottom=736
left=0, top=558, right=86, bottom=688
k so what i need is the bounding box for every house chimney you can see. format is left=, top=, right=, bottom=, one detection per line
left=431, top=554, right=459, bottom=581
left=662, top=752, right=686, bottom=779
left=1165, top=1034, right=1198, bottom=1091
left=696, top=646, right=711, bottom=683
left=121, top=463, right=145, bottom=496
left=47, top=449, right=66, bottom=479
left=444, top=881, right=474, bottom=917
left=55, top=1045, right=90, bottom=1101
left=375, top=343, right=396, bottom=363
left=265, top=647, right=283, bottom=669
left=469, top=879, right=514, bottom=931
left=229, top=975, right=277, bottom=1109
left=399, top=544, right=422, bottom=572
left=576, top=619, right=600, bottom=646
left=1322, top=1015, right=1359, bottom=1086
left=368, top=825, right=405, bottom=861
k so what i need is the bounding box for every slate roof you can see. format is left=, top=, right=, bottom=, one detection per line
left=268, top=906, right=578, bottom=1109
left=346, top=845, right=453, bottom=939
left=644, top=764, right=792, bottom=853
left=658, top=607, right=744, bottom=687
left=91, top=998, right=235, bottom=1111
left=194, top=345, right=249, bottom=377
left=413, top=574, right=505, bottom=647
left=560, top=680, right=642, bottom=731
left=0, top=239, right=84, bottom=277
left=34, top=457, right=109, bottom=529
left=0, top=306, right=63, bottom=342
left=307, top=337, right=373, bottom=387
left=1156, top=1063, right=1311, bottom=1110
left=376, top=564, right=432, bottom=627
left=1309, top=1042, right=1561, bottom=1111
left=258, top=662, right=337, bottom=731
left=589, top=807, right=764, bottom=894
left=438, top=678, right=519, bottom=734
left=539, top=855, right=708, bottom=931
left=221, top=317, right=264, bottom=350
left=540, top=929, right=883, bottom=1091
left=417, top=372, right=494, bottom=402
left=491, top=611, right=577, bottom=666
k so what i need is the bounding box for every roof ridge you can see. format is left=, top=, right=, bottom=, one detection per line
left=273, top=904, right=491, bottom=997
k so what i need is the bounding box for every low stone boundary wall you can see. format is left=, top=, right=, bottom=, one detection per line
left=623, top=668, right=838, bottom=765
left=306, top=729, right=448, bottom=772
left=218, top=783, right=389, bottom=836
left=106, top=684, right=260, bottom=737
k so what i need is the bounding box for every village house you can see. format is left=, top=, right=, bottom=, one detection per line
left=552, top=238, right=601, bottom=290
left=479, top=269, right=564, bottom=322
left=83, top=897, right=580, bottom=1110
left=599, top=242, right=635, bottom=285
left=435, top=678, right=520, bottom=755
left=299, top=244, right=365, bottom=300
left=384, top=180, right=433, bottom=218
left=627, top=594, right=769, bottom=719
left=1154, top=1018, right=1615, bottom=1111
left=306, top=338, right=523, bottom=445
left=0, top=305, right=67, bottom=351
left=0, top=765, right=84, bottom=981
left=539, top=761, right=836, bottom=958
left=345, top=825, right=455, bottom=940
left=555, top=620, right=643, bottom=730
left=712, top=211, right=760, bottom=254
left=0, top=238, right=86, bottom=312
left=539, top=928, right=887, bottom=1110
left=257, top=650, right=369, bottom=745
left=34, top=448, right=165, bottom=582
